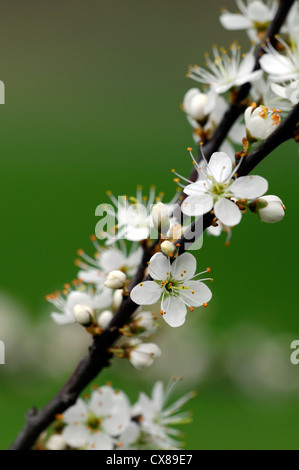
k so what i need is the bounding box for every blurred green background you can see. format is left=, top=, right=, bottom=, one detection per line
left=1, top=0, right=299, bottom=450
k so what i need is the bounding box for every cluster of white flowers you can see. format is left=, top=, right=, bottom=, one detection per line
left=43, top=379, right=194, bottom=451
left=41, top=0, right=294, bottom=452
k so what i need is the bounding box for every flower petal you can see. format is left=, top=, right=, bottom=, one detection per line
left=181, top=194, right=213, bottom=217
left=184, top=180, right=210, bottom=196
left=171, top=252, right=196, bottom=281
left=86, top=432, right=113, bottom=450
left=219, top=12, right=252, bottom=30
left=51, top=312, right=76, bottom=325
left=130, top=281, right=161, bottom=305
left=148, top=252, right=170, bottom=280
left=179, top=281, right=212, bottom=307
left=62, top=398, right=88, bottom=424
left=214, top=198, right=242, bottom=226
left=230, top=175, right=268, bottom=199
left=161, top=295, right=187, bottom=327
left=208, top=152, right=233, bottom=182
left=62, top=424, right=88, bottom=448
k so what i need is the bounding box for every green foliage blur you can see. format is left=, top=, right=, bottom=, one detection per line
left=1, top=0, right=299, bottom=450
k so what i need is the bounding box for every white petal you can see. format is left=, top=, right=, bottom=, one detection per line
left=99, top=248, right=126, bottom=272
left=208, top=152, right=232, bottom=182
left=260, top=54, right=293, bottom=77
left=181, top=194, right=213, bottom=216
left=237, top=52, right=255, bottom=78
left=214, top=198, right=242, bottom=226
left=161, top=295, right=187, bottom=328
left=247, top=1, right=273, bottom=22
left=179, top=281, right=212, bottom=307
left=66, top=292, right=94, bottom=316
left=126, top=226, right=150, bottom=241
left=93, top=287, right=113, bottom=310
left=62, top=398, right=88, bottom=424
left=86, top=432, right=113, bottom=450
left=219, top=12, right=252, bottom=30
left=119, top=422, right=140, bottom=447
left=184, top=180, right=209, bottom=196
left=130, top=281, right=161, bottom=305
left=148, top=252, right=170, bottom=280
left=51, top=312, right=75, bottom=325
left=62, top=424, right=88, bottom=448
left=170, top=252, right=196, bottom=281
left=230, top=175, right=268, bottom=199
left=235, top=69, right=262, bottom=86
left=78, top=269, right=106, bottom=285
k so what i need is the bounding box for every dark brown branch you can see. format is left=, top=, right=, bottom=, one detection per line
left=10, top=0, right=297, bottom=450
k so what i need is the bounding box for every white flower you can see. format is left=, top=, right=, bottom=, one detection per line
left=131, top=378, right=195, bottom=450
left=244, top=104, right=281, bottom=141
left=126, top=338, right=162, bottom=370
left=48, top=285, right=112, bottom=325
left=260, top=35, right=299, bottom=82
left=220, top=1, right=278, bottom=41
left=46, top=434, right=67, bottom=450
left=271, top=81, right=299, bottom=106
left=182, top=150, right=268, bottom=227
left=187, top=43, right=262, bottom=94
left=77, top=241, right=143, bottom=287
left=104, top=187, right=179, bottom=244
left=130, top=252, right=212, bottom=327
left=60, top=385, right=131, bottom=450
left=104, top=270, right=127, bottom=289
left=251, top=194, right=286, bottom=223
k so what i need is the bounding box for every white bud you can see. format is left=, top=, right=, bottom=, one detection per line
left=161, top=240, right=176, bottom=256
left=104, top=270, right=127, bottom=289
left=183, top=88, right=208, bottom=121
left=112, top=289, right=123, bottom=311
left=73, top=304, right=93, bottom=326
left=97, top=310, right=113, bottom=328
left=257, top=195, right=285, bottom=223
left=151, top=202, right=170, bottom=235
left=46, top=434, right=67, bottom=450
left=128, top=339, right=161, bottom=370
left=244, top=105, right=281, bottom=142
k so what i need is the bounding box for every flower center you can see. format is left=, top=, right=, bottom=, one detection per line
left=87, top=413, right=102, bottom=430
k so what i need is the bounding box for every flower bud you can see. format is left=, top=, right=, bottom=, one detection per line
left=73, top=304, right=93, bottom=326
left=126, top=338, right=161, bottom=370
left=244, top=104, right=281, bottom=142
left=254, top=195, right=286, bottom=223
left=97, top=310, right=113, bottom=328
left=104, top=270, right=127, bottom=289
left=161, top=240, right=176, bottom=257
left=151, top=202, right=170, bottom=235
left=183, top=88, right=208, bottom=121
left=46, top=434, right=67, bottom=450
left=112, top=289, right=123, bottom=311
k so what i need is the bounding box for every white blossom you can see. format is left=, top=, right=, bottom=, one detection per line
left=60, top=385, right=131, bottom=450
left=131, top=378, right=195, bottom=450
left=181, top=150, right=268, bottom=227
left=48, top=285, right=112, bottom=326
left=73, top=305, right=93, bottom=326
left=260, top=35, right=299, bottom=82
left=130, top=252, right=212, bottom=328
left=77, top=242, right=143, bottom=287
left=46, top=434, right=68, bottom=450
left=220, top=1, right=278, bottom=41
left=188, top=43, right=262, bottom=94
left=160, top=240, right=176, bottom=257
left=271, top=81, right=299, bottom=106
